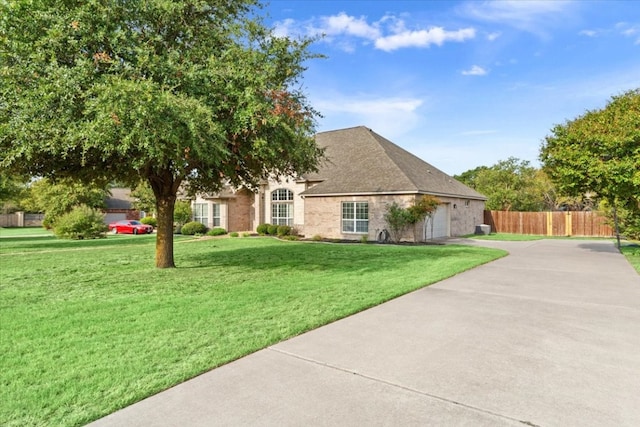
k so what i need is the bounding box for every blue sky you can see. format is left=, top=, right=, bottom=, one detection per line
left=263, top=0, right=640, bottom=175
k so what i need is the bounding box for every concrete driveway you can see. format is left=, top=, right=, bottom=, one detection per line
left=89, top=239, right=640, bottom=427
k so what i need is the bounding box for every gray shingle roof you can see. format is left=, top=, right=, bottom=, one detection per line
left=301, top=126, right=486, bottom=200
left=105, top=188, right=134, bottom=209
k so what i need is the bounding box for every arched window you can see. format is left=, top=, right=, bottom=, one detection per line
left=271, top=189, right=293, bottom=226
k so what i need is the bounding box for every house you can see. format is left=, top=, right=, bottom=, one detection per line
left=104, top=188, right=141, bottom=223
left=192, top=126, right=486, bottom=241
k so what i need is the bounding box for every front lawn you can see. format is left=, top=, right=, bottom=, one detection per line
left=0, top=227, right=52, bottom=238
left=0, top=235, right=505, bottom=426
left=620, top=243, right=640, bottom=273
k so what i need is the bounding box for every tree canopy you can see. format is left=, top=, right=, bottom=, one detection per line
left=540, top=89, right=639, bottom=204
left=540, top=89, right=640, bottom=238
left=455, top=157, right=547, bottom=211
left=1, top=0, right=324, bottom=267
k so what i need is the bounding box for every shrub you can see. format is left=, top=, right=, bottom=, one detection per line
left=256, top=223, right=270, bottom=235
left=53, top=205, right=108, bottom=240
left=230, top=232, right=239, bottom=238
left=242, top=232, right=251, bottom=238
left=174, top=201, right=192, bottom=226
left=206, top=227, right=227, bottom=236
left=267, top=224, right=279, bottom=235
left=181, top=221, right=207, bottom=235
left=311, top=234, right=323, bottom=241
left=360, top=235, right=368, bottom=244
left=281, top=235, right=299, bottom=241
left=140, top=216, right=157, bottom=227
left=383, top=202, right=412, bottom=243
left=276, top=225, right=292, bottom=236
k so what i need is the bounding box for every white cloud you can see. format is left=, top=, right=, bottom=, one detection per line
left=314, top=94, right=425, bottom=139
left=579, top=29, right=598, bottom=37
left=462, top=65, right=488, bottom=76
left=461, top=0, right=575, bottom=37
left=616, top=22, right=640, bottom=44
left=318, top=12, right=381, bottom=39
left=487, top=31, right=501, bottom=41
left=273, top=18, right=296, bottom=38
left=319, top=97, right=423, bottom=114
left=273, top=13, right=476, bottom=52
left=375, top=27, right=476, bottom=51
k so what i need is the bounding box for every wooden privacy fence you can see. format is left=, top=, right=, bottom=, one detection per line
left=0, top=212, right=44, bottom=227
left=484, top=210, right=614, bottom=237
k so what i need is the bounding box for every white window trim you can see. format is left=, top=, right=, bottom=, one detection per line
left=194, top=203, right=209, bottom=226
left=342, top=201, right=369, bottom=234
left=271, top=188, right=294, bottom=226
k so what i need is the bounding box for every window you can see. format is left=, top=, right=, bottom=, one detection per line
left=271, top=189, right=293, bottom=226
left=194, top=203, right=209, bottom=226
left=212, top=203, right=221, bottom=227
left=342, top=202, right=368, bottom=233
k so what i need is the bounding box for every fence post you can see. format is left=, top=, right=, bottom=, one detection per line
left=546, top=212, right=552, bottom=236
left=565, top=212, right=572, bottom=236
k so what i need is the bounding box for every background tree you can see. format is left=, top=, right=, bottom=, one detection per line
left=1, top=0, right=323, bottom=267
left=453, top=166, right=489, bottom=191
left=129, top=181, right=157, bottom=217
left=0, top=173, right=28, bottom=213
left=540, top=89, right=640, bottom=239
left=21, top=178, right=108, bottom=229
left=455, top=157, right=546, bottom=211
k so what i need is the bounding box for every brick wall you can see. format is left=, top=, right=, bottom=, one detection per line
left=302, top=194, right=485, bottom=241
left=226, top=189, right=254, bottom=232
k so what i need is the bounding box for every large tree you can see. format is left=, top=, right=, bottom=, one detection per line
left=540, top=89, right=640, bottom=238
left=1, top=0, right=323, bottom=267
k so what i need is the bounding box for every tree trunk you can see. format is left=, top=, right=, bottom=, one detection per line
left=155, top=193, right=176, bottom=268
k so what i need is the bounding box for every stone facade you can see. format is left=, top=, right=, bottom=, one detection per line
left=299, top=194, right=484, bottom=241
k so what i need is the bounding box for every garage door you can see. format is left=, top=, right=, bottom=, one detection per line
left=424, top=204, right=449, bottom=240
left=104, top=213, right=127, bottom=224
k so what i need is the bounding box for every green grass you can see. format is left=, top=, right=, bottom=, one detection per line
left=620, top=243, right=640, bottom=273
left=0, top=235, right=506, bottom=427
left=0, top=227, right=52, bottom=237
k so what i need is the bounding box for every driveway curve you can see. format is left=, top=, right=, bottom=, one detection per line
left=90, top=239, right=640, bottom=427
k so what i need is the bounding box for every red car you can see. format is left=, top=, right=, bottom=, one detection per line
left=109, top=220, right=154, bottom=235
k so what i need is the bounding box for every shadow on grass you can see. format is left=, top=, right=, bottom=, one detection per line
left=181, top=241, right=500, bottom=274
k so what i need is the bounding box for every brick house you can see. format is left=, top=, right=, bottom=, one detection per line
left=192, top=126, right=486, bottom=241
left=104, top=188, right=140, bottom=223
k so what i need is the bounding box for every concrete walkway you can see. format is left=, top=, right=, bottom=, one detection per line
left=89, top=239, right=640, bottom=427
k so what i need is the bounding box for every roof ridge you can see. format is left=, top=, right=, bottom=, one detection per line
left=316, top=125, right=371, bottom=136
left=364, top=129, right=420, bottom=191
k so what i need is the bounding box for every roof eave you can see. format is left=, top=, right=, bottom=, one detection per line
left=301, top=190, right=487, bottom=200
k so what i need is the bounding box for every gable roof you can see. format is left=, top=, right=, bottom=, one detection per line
left=301, top=126, right=485, bottom=200
left=106, top=188, right=134, bottom=210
